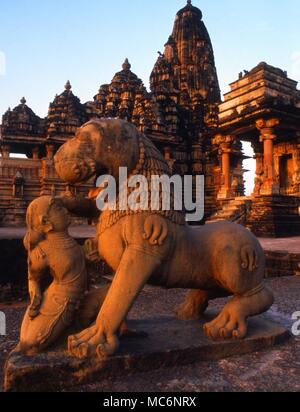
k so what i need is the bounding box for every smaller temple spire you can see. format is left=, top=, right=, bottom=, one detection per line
left=177, top=0, right=202, bottom=18
left=65, top=80, right=72, bottom=91
left=20, top=97, right=26, bottom=105
left=122, top=58, right=131, bottom=71
left=46, top=80, right=87, bottom=139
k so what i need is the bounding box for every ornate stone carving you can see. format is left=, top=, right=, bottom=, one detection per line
left=52, top=118, right=274, bottom=359
left=16, top=195, right=136, bottom=354
left=253, top=153, right=264, bottom=195
left=255, top=118, right=281, bottom=195
left=213, top=134, right=237, bottom=199
left=47, top=82, right=88, bottom=141
left=1, top=98, right=45, bottom=139
left=213, top=134, right=236, bottom=148
left=17, top=196, right=88, bottom=353
left=13, top=171, right=25, bottom=198
left=256, top=118, right=280, bottom=135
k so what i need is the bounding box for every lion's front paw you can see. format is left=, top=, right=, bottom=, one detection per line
left=68, top=325, right=119, bottom=359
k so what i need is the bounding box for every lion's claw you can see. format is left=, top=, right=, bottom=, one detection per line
left=204, top=307, right=248, bottom=341
left=68, top=325, right=119, bottom=359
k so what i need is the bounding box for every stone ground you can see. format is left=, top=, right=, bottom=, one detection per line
left=0, top=226, right=299, bottom=253
left=1, top=276, right=300, bottom=392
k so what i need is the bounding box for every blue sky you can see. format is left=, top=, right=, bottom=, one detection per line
left=0, top=0, right=299, bottom=117
left=0, top=0, right=299, bottom=193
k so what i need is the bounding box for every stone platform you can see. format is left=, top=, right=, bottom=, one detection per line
left=4, top=312, right=290, bottom=392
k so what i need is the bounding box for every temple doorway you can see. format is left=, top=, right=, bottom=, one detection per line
left=11, top=153, right=27, bottom=159
left=242, top=142, right=256, bottom=196
left=280, top=154, right=294, bottom=192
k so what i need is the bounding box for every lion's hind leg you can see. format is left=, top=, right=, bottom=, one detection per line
left=203, top=241, right=274, bottom=341
left=203, top=284, right=274, bottom=340
left=176, top=289, right=230, bottom=321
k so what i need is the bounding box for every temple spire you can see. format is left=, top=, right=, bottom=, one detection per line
left=46, top=81, right=87, bottom=139
left=150, top=0, right=220, bottom=134
left=122, top=58, right=131, bottom=71
left=65, top=80, right=72, bottom=91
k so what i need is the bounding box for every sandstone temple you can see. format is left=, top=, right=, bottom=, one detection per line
left=1, top=1, right=299, bottom=237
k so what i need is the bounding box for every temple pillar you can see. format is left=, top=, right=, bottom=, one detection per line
left=222, top=149, right=231, bottom=190
left=253, top=151, right=264, bottom=196
left=46, top=144, right=55, bottom=160
left=213, top=134, right=236, bottom=199
left=32, top=147, right=39, bottom=160
left=256, top=119, right=280, bottom=195
left=292, top=145, right=300, bottom=195
left=264, top=136, right=275, bottom=181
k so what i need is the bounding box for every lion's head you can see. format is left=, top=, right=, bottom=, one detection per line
left=54, top=118, right=140, bottom=185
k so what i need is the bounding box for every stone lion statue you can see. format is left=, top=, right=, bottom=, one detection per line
left=54, top=118, right=274, bottom=359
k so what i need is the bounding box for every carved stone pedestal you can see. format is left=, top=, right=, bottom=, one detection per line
left=4, top=313, right=290, bottom=392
